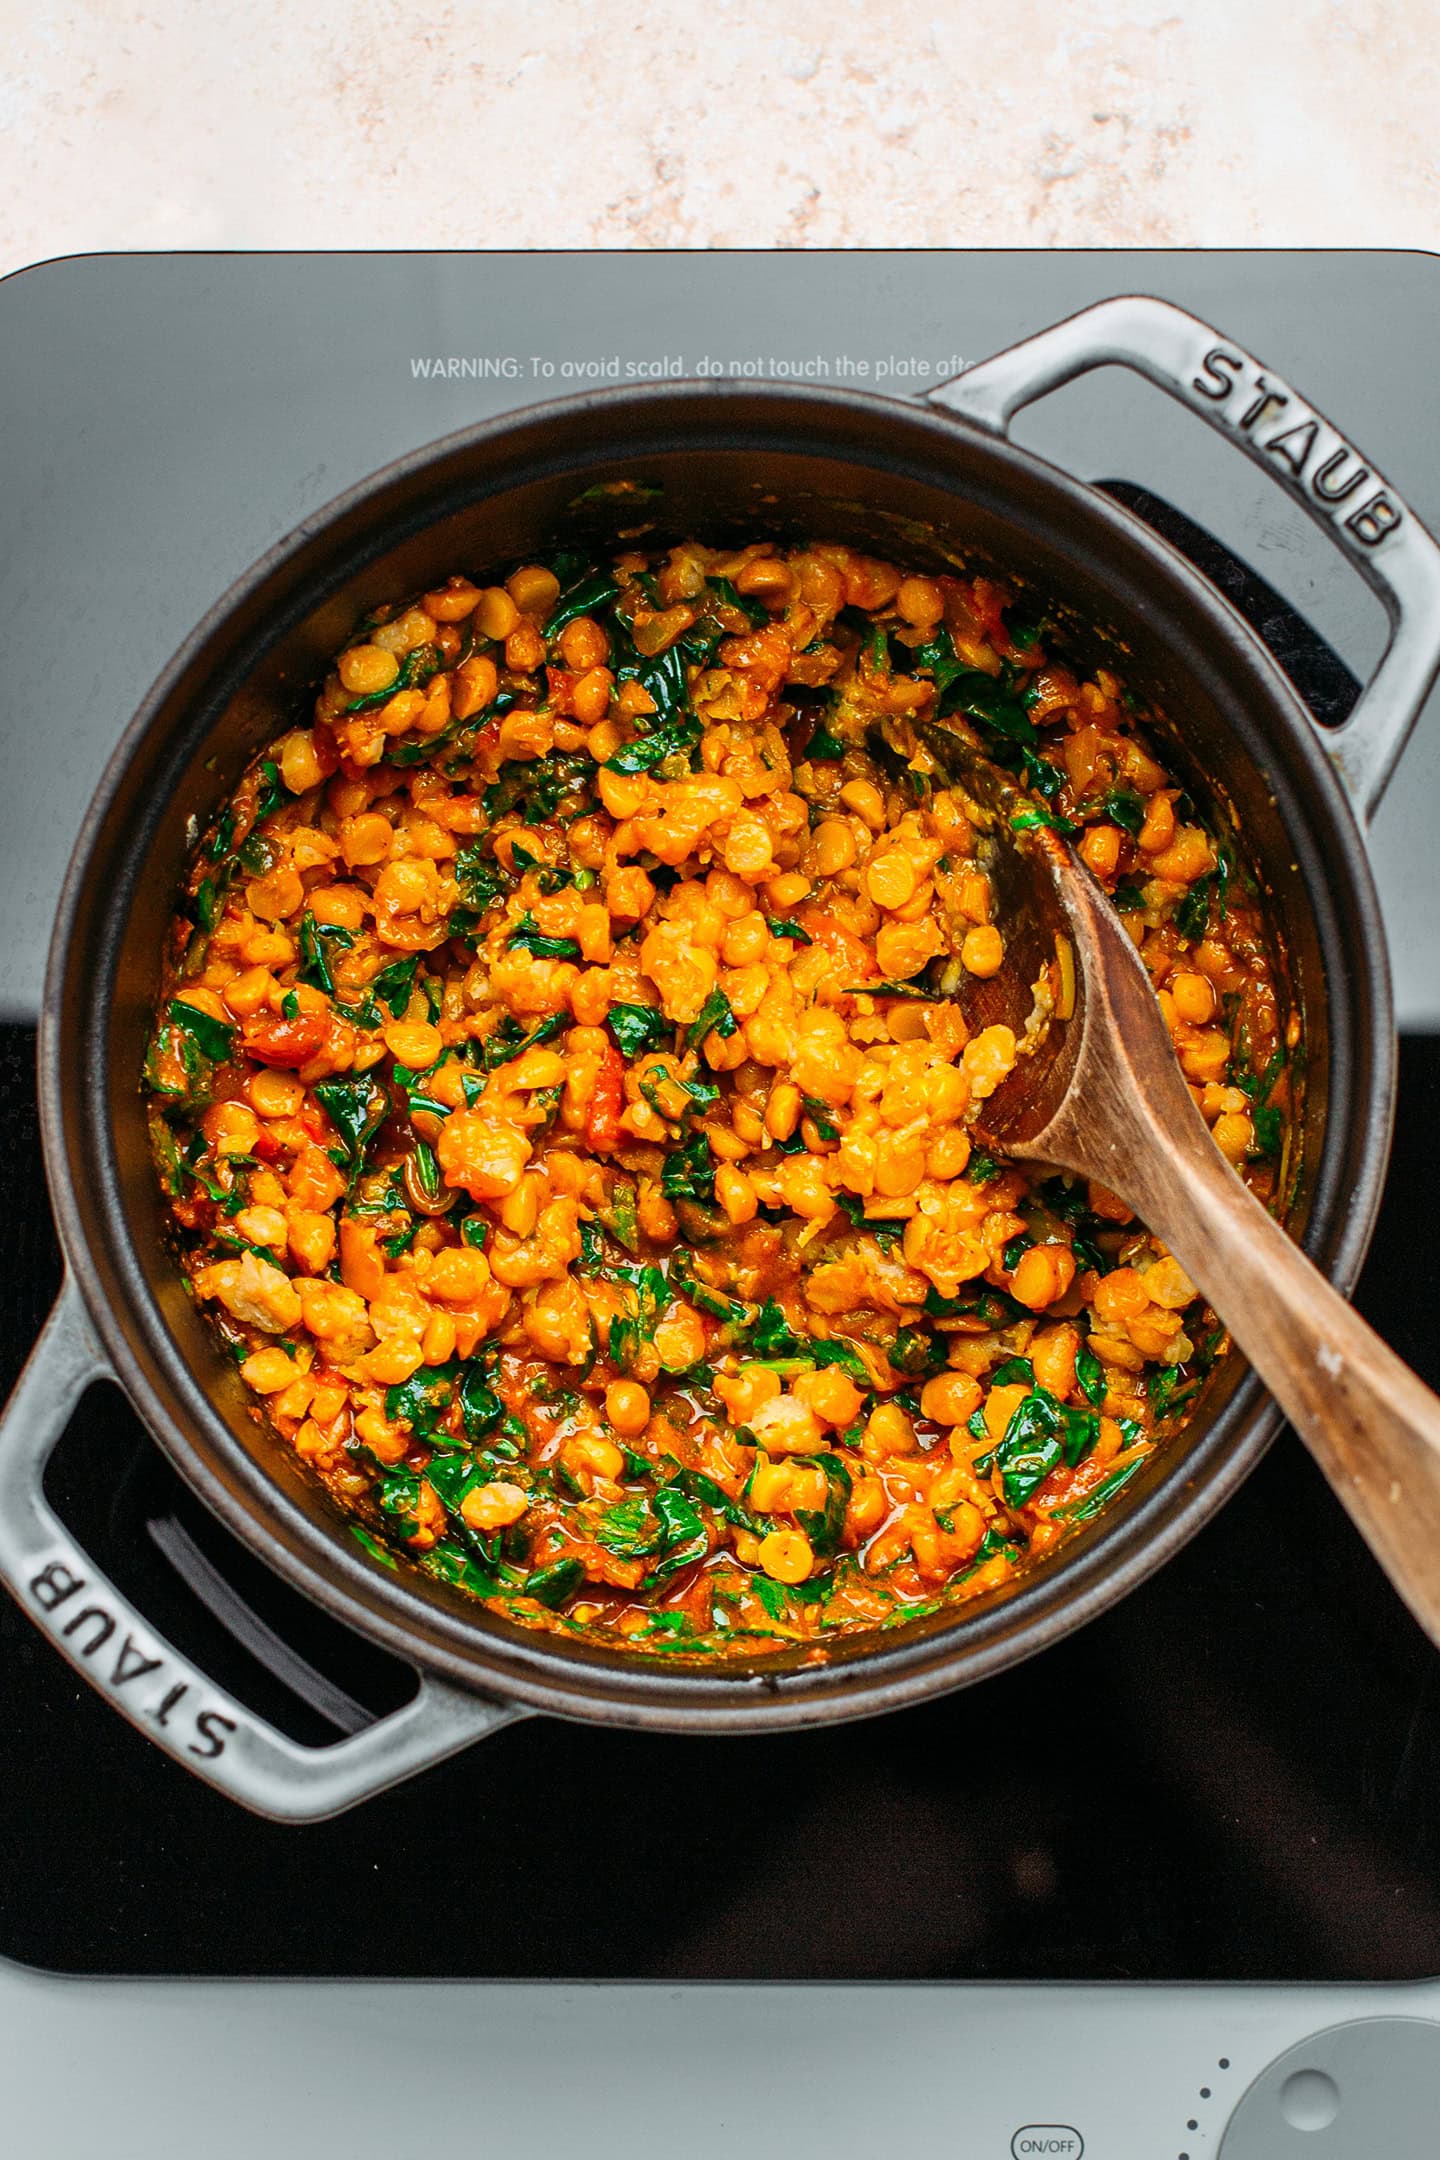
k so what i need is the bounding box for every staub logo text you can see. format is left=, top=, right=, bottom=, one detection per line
left=1191, top=346, right=1401, bottom=548
left=28, top=1556, right=237, bottom=1759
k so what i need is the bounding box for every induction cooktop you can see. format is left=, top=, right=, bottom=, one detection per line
left=3, top=249, right=1440, bottom=2160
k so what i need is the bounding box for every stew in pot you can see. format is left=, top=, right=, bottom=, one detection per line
left=145, top=534, right=1295, bottom=1659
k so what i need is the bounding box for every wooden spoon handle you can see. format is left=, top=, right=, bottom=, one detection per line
left=1134, top=1136, right=1440, bottom=1645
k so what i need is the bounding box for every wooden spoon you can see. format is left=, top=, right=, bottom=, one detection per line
left=919, top=718, right=1440, bottom=1646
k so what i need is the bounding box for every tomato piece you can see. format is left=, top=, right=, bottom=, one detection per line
left=584, top=1043, right=624, bottom=1153
left=240, top=1009, right=328, bottom=1067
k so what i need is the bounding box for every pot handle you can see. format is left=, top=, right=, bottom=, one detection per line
left=926, top=294, right=1440, bottom=820
left=0, top=1278, right=528, bottom=1822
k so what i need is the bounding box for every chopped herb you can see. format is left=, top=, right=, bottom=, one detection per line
left=254, top=759, right=284, bottom=822
left=706, top=575, right=769, bottom=627
left=794, top=1453, right=852, bottom=1559
left=660, top=1128, right=716, bottom=1205
left=1012, top=805, right=1079, bottom=836
left=889, top=1326, right=946, bottom=1379
left=524, top=1556, right=585, bottom=1609
left=384, top=1363, right=456, bottom=1440
left=992, top=1385, right=1100, bottom=1505
left=167, top=998, right=235, bottom=1063
left=506, top=910, right=582, bottom=962
left=1059, top=1459, right=1146, bottom=1523
left=800, top=1094, right=840, bottom=1142
left=1251, top=1103, right=1284, bottom=1158
left=1076, top=1343, right=1107, bottom=1408
left=684, top=987, right=737, bottom=1051
left=298, top=911, right=355, bottom=996
left=369, top=954, right=421, bottom=1017
left=767, top=919, right=812, bottom=943
left=478, top=1011, right=569, bottom=1073
left=605, top=709, right=703, bottom=775
left=1174, top=848, right=1232, bottom=943
left=349, top=1525, right=399, bottom=1570
left=483, top=752, right=594, bottom=826
left=409, top=1140, right=441, bottom=1201
left=313, top=1075, right=388, bottom=1177
left=606, top=1002, right=671, bottom=1059
left=1099, top=787, right=1145, bottom=835
left=544, top=569, right=622, bottom=637
left=803, top=720, right=846, bottom=763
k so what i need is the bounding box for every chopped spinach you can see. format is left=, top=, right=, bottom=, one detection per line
left=457, top=1362, right=504, bottom=1442
left=889, top=1326, right=946, bottom=1379
left=706, top=575, right=769, bottom=627
left=477, top=1011, right=568, bottom=1073
left=506, top=910, right=582, bottom=962
left=993, top=1385, right=1100, bottom=1506
left=167, top=998, right=235, bottom=1063
left=313, top=1075, right=388, bottom=1176
left=923, top=1284, right=1026, bottom=1328
left=604, top=710, right=703, bottom=775
left=298, top=911, right=355, bottom=996
left=1012, top=805, right=1079, bottom=836
left=684, top=987, right=737, bottom=1051
left=483, top=752, right=594, bottom=826
left=1100, top=787, right=1145, bottom=835
left=1058, top=1459, right=1146, bottom=1523
left=752, top=1575, right=790, bottom=1623
left=794, top=1454, right=852, bottom=1559
left=660, top=1128, right=715, bottom=1204
left=674, top=1467, right=758, bottom=1534
left=1076, top=1343, right=1107, bottom=1408
left=1147, top=1363, right=1198, bottom=1421
left=453, top=846, right=508, bottom=914
left=368, top=953, right=421, bottom=1018
left=254, top=758, right=285, bottom=822
left=606, top=1001, right=672, bottom=1059
left=803, top=719, right=846, bottom=763
left=524, top=1556, right=585, bottom=1609
left=385, top=1363, right=456, bottom=1440
left=1174, top=847, right=1232, bottom=943
left=596, top=1495, right=664, bottom=1558
left=544, top=569, right=622, bottom=637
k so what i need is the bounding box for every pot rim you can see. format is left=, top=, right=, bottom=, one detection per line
left=37, top=377, right=1397, bottom=1729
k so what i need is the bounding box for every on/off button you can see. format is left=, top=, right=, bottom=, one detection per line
left=1011, top=2130, right=1085, bottom=2158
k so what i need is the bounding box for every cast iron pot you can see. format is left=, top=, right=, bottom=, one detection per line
left=2, top=296, right=1437, bottom=1822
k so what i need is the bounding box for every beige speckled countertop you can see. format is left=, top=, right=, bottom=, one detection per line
left=2, top=0, right=1435, bottom=268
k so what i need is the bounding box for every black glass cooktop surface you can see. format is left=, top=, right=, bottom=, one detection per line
left=2, top=490, right=1437, bottom=1984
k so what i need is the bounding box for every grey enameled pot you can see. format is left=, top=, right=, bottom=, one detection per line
left=2, top=295, right=1437, bottom=1821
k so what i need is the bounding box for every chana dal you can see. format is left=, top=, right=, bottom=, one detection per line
left=146, top=537, right=1293, bottom=1658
